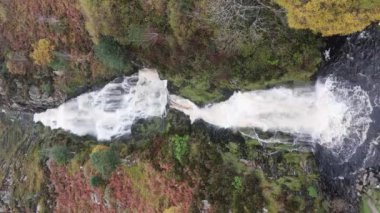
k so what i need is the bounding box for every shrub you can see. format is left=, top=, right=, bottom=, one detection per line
left=170, top=135, right=189, bottom=164
left=50, top=145, right=71, bottom=165
left=94, top=37, right=131, bottom=72
left=232, top=176, right=243, bottom=192
left=276, top=0, right=380, bottom=36
left=30, top=39, right=55, bottom=65
left=48, top=55, right=69, bottom=71
left=90, top=147, right=120, bottom=178
left=90, top=175, right=105, bottom=187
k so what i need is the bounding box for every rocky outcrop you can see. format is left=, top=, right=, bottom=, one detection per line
left=0, top=76, right=66, bottom=112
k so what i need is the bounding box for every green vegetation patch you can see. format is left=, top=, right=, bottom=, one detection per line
left=170, top=135, right=189, bottom=164
left=90, top=147, right=120, bottom=178
left=49, top=145, right=72, bottom=165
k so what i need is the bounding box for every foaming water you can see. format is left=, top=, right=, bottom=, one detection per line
left=34, top=69, right=372, bottom=158
left=34, top=69, right=168, bottom=140
left=171, top=77, right=372, bottom=156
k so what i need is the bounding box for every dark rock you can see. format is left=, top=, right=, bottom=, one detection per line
left=28, top=86, right=41, bottom=100
left=0, top=76, right=67, bottom=112
left=314, top=24, right=380, bottom=210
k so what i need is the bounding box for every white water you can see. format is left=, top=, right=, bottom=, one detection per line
left=34, top=69, right=373, bottom=156
left=170, top=77, right=373, bottom=151
left=34, top=69, right=168, bottom=140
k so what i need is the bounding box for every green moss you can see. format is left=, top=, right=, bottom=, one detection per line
left=360, top=196, right=372, bottom=213
left=308, top=186, right=318, bottom=198
left=277, top=177, right=302, bottom=191
left=232, top=176, right=243, bottom=192
left=177, top=76, right=224, bottom=105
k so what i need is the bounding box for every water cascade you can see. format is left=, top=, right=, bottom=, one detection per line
left=34, top=70, right=372, bottom=158
left=171, top=77, right=372, bottom=158
left=34, top=69, right=168, bottom=140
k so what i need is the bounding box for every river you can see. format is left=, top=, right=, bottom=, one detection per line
left=33, top=25, right=380, bottom=204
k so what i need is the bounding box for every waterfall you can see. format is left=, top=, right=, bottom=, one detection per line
left=34, top=68, right=168, bottom=140
left=170, top=77, right=372, bottom=158
left=34, top=69, right=373, bottom=158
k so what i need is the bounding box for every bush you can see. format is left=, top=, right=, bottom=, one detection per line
left=30, top=39, right=55, bottom=65
left=90, top=175, right=105, bottom=187
left=232, top=176, right=243, bottom=192
left=48, top=55, right=69, bottom=71
left=50, top=145, right=71, bottom=165
left=90, top=147, right=120, bottom=178
left=170, top=135, right=189, bottom=164
left=94, top=37, right=131, bottom=72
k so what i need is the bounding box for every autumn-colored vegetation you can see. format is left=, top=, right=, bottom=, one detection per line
left=276, top=0, right=380, bottom=36
left=49, top=158, right=194, bottom=212
left=30, top=39, right=55, bottom=65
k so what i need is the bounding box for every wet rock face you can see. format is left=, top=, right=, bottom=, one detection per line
left=0, top=76, right=66, bottom=112
left=356, top=167, right=380, bottom=194
left=315, top=24, right=380, bottom=206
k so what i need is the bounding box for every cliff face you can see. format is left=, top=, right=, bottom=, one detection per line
left=0, top=109, right=330, bottom=212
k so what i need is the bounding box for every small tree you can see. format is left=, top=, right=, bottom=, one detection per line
left=50, top=145, right=71, bottom=165
left=30, top=39, right=55, bottom=66
left=90, top=146, right=120, bottom=178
